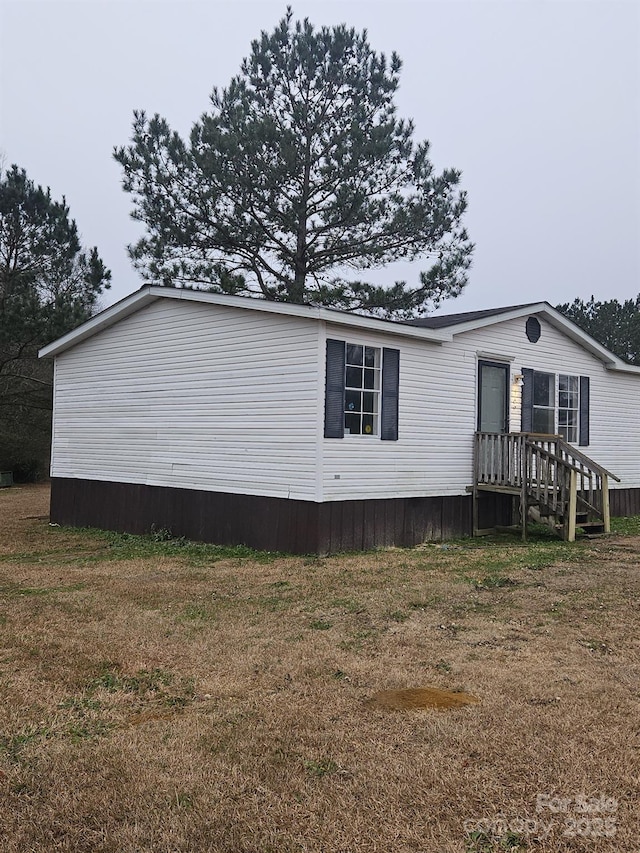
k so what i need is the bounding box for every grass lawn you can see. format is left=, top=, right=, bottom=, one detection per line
left=0, top=484, right=638, bottom=852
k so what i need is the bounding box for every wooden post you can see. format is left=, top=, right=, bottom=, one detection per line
left=472, top=486, right=479, bottom=537
left=472, top=434, right=478, bottom=537
left=602, top=474, right=610, bottom=534
left=520, top=436, right=528, bottom=542
left=567, top=469, right=577, bottom=542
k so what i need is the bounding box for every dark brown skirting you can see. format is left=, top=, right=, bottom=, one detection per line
left=50, top=477, right=520, bottom=554
left=609, top=488, right=640, bottom=518
left=54, top=479, right=640, bottom=552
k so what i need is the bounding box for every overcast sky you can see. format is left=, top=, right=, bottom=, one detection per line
left=1, top=0, right=639, bottom=315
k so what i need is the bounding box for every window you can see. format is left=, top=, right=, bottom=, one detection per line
left=522, top=369, right=589, bottom=446
left=344, top=344, right=381, bottom=436
left=324, top=340, right=399, bottom=440
left=558, top=374, right=579, bottom=443
left=532, top=371, right=555, bottom=434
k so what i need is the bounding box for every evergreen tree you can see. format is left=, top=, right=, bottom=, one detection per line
left=0, top=164, right=111, bottom=477
left=556, top=295, right=640, bottom=366
left=114, top=8, right=472, bottom=319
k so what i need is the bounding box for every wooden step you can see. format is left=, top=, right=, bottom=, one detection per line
left=577, top=521, right=605, bottom=534
left=554, top=518, right=605, bottom=530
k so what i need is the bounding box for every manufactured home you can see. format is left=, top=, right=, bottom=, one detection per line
left=39, top=286, right=640, bottom=553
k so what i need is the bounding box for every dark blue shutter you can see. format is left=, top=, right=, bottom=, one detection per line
left=324, top=339, right=345, bottom=439
left=521, top=368, right=534, bottom=432
left=579, top=376, right=590, bottom=446
left=381, top=348, right=400, bottom=441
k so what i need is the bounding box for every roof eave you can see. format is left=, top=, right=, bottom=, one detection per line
left=38, top=285, right=451, bottom=359
left=606, top=361, right=640, bottom=375
left=153, top=287, right=450, bottom=341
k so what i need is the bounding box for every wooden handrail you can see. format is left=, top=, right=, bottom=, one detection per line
left=555, top=440, right=620, bottom=483
left=523, top=441, right=591, bottom=477
left=517, top=433, right=620, bottom=482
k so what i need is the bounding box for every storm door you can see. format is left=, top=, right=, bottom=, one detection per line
left=477, top=361, right=509, bottom=433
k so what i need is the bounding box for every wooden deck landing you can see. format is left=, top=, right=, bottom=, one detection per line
left=472, top=432, right=620, bottom=541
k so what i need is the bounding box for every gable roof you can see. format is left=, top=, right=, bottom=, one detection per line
left=408, top=299, right=640, bottom=374
left=38, top=285, right=640, bottom=375
left=38, top=285, right=451, bottom=358
left=417, top=300, right=640, bottom=374
left=405, top=303, right=538, bottom=329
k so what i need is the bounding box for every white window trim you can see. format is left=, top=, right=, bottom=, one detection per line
left=344, top=342, right=382, bottom=438
left=532, top=370, right=580, bottom=442
left=558, top=373, right=579, bottom=443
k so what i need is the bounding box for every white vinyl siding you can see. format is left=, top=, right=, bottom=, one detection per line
left=322, top=324, right=476, bottom=500
left=321, top=316, right=640, bottom=500
left=455, top=317, right=640, bottom=490
left=51, top=299, right=321, bottom=500
left=50, top=300, right=640, bottom=505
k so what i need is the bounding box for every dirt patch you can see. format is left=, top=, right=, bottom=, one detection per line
left=368, top=686, right=480, bottom=711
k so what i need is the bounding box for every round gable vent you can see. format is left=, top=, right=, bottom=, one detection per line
left=526, top=316, right=541, bottom=343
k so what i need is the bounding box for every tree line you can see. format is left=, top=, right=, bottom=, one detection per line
left=0, top=166, right=110, bottom=478
left=1, top=8, right=635, bottom=477
left=556, top=296, right=640, bottom=367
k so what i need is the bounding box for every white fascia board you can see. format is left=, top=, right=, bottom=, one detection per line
left=39, top=289, right=159, bottom=358
left=39, top=285, right=450, bottom=358
left=448, top=302, right=623, bottom=368
left=606, top=361, right=640, bottom=375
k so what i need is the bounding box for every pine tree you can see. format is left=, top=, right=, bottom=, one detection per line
left=114, top=8, right=472, bottom=319
left=0, top=164, right=111, bottom=477
left=557, top=295, right=640, bottom=366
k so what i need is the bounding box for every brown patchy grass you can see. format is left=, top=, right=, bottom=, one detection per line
left=0, top=484, right=638, bottom=852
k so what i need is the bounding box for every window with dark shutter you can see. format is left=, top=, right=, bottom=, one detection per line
left=324, top=339, right=399, bottom=440
left=324, top=339, right=346, bottom=438
left=381, top=348, right=400, bottom=441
